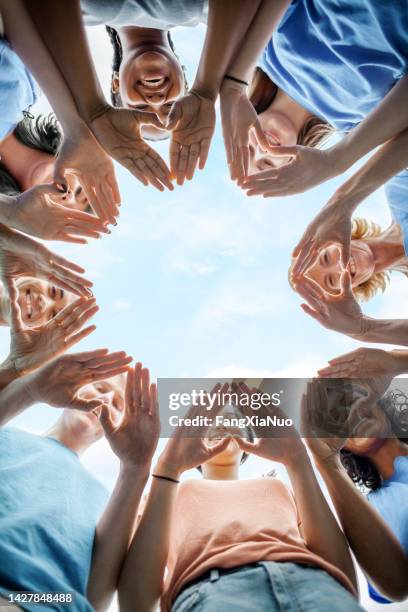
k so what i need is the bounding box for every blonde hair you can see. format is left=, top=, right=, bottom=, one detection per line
left=249, top=67, right=334, bottom=149
left=288, top=217, right=390, bottom=302
left=350, top=218, right=390, bottom=302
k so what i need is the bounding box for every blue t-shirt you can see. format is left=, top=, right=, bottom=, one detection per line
left=81, top=0, right=208, bottom=29
left=367, top=455, right=408, bottom=604
left=386, top=171, right=408, bottom=257
left=0, top=39, right=39, bottom=141
left=260, top=0, right=408, bottom=133
left=0, top=428, right=108, bottom=612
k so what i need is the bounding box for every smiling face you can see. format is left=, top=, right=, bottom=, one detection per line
left=305, top=241, right=375, bottom=294
left=15, top=278, right=75, bottom=327
left=112, top=45, right=184, bottom=139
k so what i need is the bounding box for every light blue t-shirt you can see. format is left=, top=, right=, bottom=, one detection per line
left=386, top=171, right=408, bottom=257
left=0, top=428, right=108, bottom=612
left=260, top=0, right=408, bottom=133
left=260, top=0, right=408, bottom=257
left=367, top=455, right=408, bottom=604
left=0, top=39, right=39, bottom=141
left=81, top=0, right=208, bottom=29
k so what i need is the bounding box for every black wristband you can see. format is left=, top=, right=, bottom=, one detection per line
left=152, top=473, right=180, bottom=484
left=224, top=74, right=249, bottom=87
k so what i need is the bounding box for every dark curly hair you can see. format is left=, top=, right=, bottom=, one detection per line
left=0, top=113, right=62, bottom=196
left=105, top=25, right=188, bottom=108
left=248, top=67, right=334, bottom=148
left=340, top=389, right=408, bottom=491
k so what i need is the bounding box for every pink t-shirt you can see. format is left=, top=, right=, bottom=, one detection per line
left=162, top=478, right=355, bottom=610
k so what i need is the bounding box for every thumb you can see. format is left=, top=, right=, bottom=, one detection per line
left=136, top=110, right=165, bottom=129
left=53, top=162, right=69, bottom=193
left=267, top=145, right=299, bottom=157
left=236, top=437, right=257, bottom=454
left=166, top=103, right=182, bottom=130
left=340, top=269, right=352, bottom=295
left=70, top=397, right=103, bottom=412
left=206, top=436, right=231, bottom=458
left=252, top=121, right=270, bottom=152
left=98, top=403, right=116, bottom=435
left=340, top=241, right=351, bottom=270
left=8, top=280, right=23, bottom=332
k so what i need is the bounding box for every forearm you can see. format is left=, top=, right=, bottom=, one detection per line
left=192, top=0, right=262, bottom=99
left=359, top=318, right=408, bottom=346
left=330, top=75, right=408, bottom=173
left=286, top=450, right=358, bottom=591
left=225, top=0, right=290, bottom=83
left=22, top=0, right=107, bottom=124
left=316, top=457, right=408, bottom=601
left=118, top=471, right=178, bottom=612
left=87, top=464, right=149, bottom=611
left=333, top=128, right=408, bottom=210
left=0, top=373, right=33, bottom=425
left=1, top=0, right=87, bottom=134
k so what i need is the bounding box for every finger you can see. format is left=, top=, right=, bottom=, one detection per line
left=198, top=138, right=211, bottom=170
left=99, top=403, right=116, bottom=435
left=89, top=364, right=131, bottom=383
left=175, top=145, right=188, bottom=186
left=297, top=287, right=325, bottom=313
left=107, top=169, right=121, bottom=205
left=144, top=154, right=174, bottom=191
left=242, top=168, right=278, bottom=187
left=169, top=141, right=181, bottom=180
left=91, top=355, right=133, bottom=375
left=293, top=246, right=319, bottom=278
left=46, top=251, right=85, bottom=274
left=98, top=180, right=120, bottom=224
left=268, top=145, right=299, bottom=158
left=125, top=367, right=135, bottom=413
left=206, top=436, right=231, bottom=458
left=340, top=269, right=352, bottom=295
left=150, top=382, right=159, bottom=418
left=81, top=180, right=112, bottom=225
left=73, top=348, right=109, bottom=362
left=186, top=143, right=200, bottom=181
left=65, top=305, right=99, bottom=334
left=300, top=303, right=326, bottom=325
left=57, top=234, right=88, bottom=245
left=70, top=397, right=103, bottom=412
left=133, top=362, right=143, bottom=406
left=318, top=365, right=353, bottom=378
left=340, top=240, right=351, bottom=270
left=165, top=103, right=181, bottom=131
left=7, top=280, right=24, bottom=332
left=235, top=437, right=257, bottom=453
left=328, top=352, right=358, bottom=365
left=54, top=296, right=87, bottom=323
left=84, top=350, right=129, bottom=368
left=141, top=367, right=151, bottom=411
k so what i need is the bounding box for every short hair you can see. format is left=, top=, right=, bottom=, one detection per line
left=0, top=113, right=62, bottom=196
left=105, top=27, right=188, bottom=139
left=249, top=67, right=334, bottom=149
left=340, top=389, right=408, bottom=491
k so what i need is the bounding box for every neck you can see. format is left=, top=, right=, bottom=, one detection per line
left=118, top=26, right=168, bottom=52
left=272, top=88, right=313, bottom=135
left=43, top=420, right=91, bottom=456
left=201, top=462, right=240, bottom=480
left=368, top=224, right=407, bottom=273
left=367, top=438, right=408, bottom=480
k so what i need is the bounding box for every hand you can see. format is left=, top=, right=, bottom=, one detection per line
left=0, top=223, right=93, bottom=297
left=99, top=362, right=160, bottom=470
left=294, top=271, right=368, bottom=339
left=220, top=81, right=269, bottom=184
left=90, top=106, right=173, bottom=191
left=24, top=349, right=132, bottom=409
left=301, top=380, right=347, bottom=468
left=4, top=289, right=98, bottom=376
left=8, top=184, right=109, bottom=243
left=167, top=92, right=216, bottom=185
left=291, top=197, right=353, bottom=278
left=233, top=382, right=306, bottom=465
left=318, top=348, right=400, bottom=380
left=156, top=383, right=231, bottom=479
left=54, top=125, right=121, bottom=226
left=242, top=145, right=338, bottom=197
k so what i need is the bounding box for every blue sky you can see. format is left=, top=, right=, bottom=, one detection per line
left=1, top=23, right=406, bottom=611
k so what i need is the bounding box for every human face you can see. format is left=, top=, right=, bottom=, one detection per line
left=113, top=46, right=184, bottom=131
left=203, top=405, right=247, bottom=468
left=67, top=377, right=126, bottom=441
left=248, top=103, right=298, bottom=174
left=51, top=175, right=91, bottom=213
left=305, top=241, right=375, bottom=294
left=15, top=278, right=74, bottom=327
left=344, top=396, right=392, bottom=456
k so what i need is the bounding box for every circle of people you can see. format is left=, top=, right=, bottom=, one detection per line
left=0, top=1, right=407, bottom=612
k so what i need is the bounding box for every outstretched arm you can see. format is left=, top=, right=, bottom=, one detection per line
left=292, top=128, right=408, bottom=277
left=87, top=365, right=160, bottom=611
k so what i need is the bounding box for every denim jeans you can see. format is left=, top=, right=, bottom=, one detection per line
left=172, top=562, right=363, bottom=612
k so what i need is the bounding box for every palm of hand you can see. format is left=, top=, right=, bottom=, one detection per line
left=10, top=322, right=60, bottom=375
left=171, top=95, right=215, bottom=147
